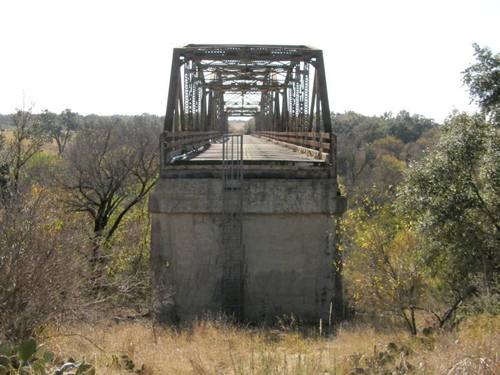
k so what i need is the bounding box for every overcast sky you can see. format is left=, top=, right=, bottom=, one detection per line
left=1, top=0, right=499, bottom=122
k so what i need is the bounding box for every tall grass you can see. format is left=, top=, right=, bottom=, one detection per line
left=43, top=314, right=499, bottom=374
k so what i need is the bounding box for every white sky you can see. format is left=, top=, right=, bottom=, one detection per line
left=1, top=0, right=499, bottom=123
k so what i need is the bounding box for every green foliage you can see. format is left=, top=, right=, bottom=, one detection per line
left=463, top=43, right=500, bottom=123
left=0, top=115, right=12, bottom=129
left=344, top=202, right=428, bottom=334
left=399, top=113, right=499, bottom=295
left=23, top=152, right=62, bottom=187
left=333, top=110, right=439, bottom=206
left=347, top=342, right=415, bottom=374
left=39, top=109, right=80, bottom=155
left=333, top=110, right=436, bottom=146
left=0, top=337, right=94, bottom=375
left=17, top=338, right=37, bottom=362
left=2, top=109, right=47, bottom=192
left=393, top=45, right=500, bottom=319
left=387, top=110, right=436, bottom=143
left=111, top=354, right=146, bottom=373
left=104, top=201, right=152, bottom=311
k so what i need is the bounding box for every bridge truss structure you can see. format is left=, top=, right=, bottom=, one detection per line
left=162, top=44, right=336, bottom=177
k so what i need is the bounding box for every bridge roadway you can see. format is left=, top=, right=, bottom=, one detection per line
left=190, top=134, right=322, bottom=163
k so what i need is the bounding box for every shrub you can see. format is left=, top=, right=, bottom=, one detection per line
left=0, top=187, right=87, bottom=341
left=0, top=337, right=95, bottom=374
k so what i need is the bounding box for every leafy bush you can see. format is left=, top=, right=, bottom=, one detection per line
left=0, top=338, right=94, bottom=375
left=399, top=113, right=499, bottom=318
left=347, top=341, right=415, bottom=374
left=343, top=203, right=428, bottom=334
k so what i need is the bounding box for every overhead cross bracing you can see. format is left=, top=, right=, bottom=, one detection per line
left=162, top=44, right=336, bottom=178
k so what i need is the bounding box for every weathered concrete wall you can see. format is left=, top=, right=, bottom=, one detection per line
left=150, top=178, right=347, bottom=323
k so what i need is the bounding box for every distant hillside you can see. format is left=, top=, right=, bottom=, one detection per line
left=0, top=114, right=12, bottom=129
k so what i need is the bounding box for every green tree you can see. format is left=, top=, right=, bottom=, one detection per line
left=399, top=113, right=499, bottom=297
left=40, top=109, right=80, bottom=155
left=400, top=44, right=500, bottom=305
left=386, top=110, right=436, bottom=143
left=1, top=109, right=47, bottom=193
left=332, top=111, right=438, bottom=206
left=463, top=43, right=500, bottom=123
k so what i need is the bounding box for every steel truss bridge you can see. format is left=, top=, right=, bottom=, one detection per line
left=154, top=45, right=345, bottom=321
left=161, top=44, right=337, bottom=179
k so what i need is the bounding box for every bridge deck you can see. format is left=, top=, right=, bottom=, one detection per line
left=190, top=135, right=322, bottom=162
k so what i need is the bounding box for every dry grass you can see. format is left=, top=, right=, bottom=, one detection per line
left=1, top=129, right=60, bottom=154
left=42, top=315, right=499, bottom=374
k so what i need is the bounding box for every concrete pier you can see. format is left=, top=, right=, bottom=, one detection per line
left=150, top=152, right=347, bottom=323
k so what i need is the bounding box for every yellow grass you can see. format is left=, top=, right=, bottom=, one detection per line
left=42, top=314, right=499, bottom=374
left=1, top=129, right=60, bottom=154
left=0, top=130, right=14, bottom=142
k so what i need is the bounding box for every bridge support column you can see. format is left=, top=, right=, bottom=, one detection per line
left=150, top=176, right=347, bottom=324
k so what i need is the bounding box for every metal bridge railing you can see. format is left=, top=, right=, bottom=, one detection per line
left=161, top=131, right=223, bottom=164
left=256, top=131, right=334, bottom=154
